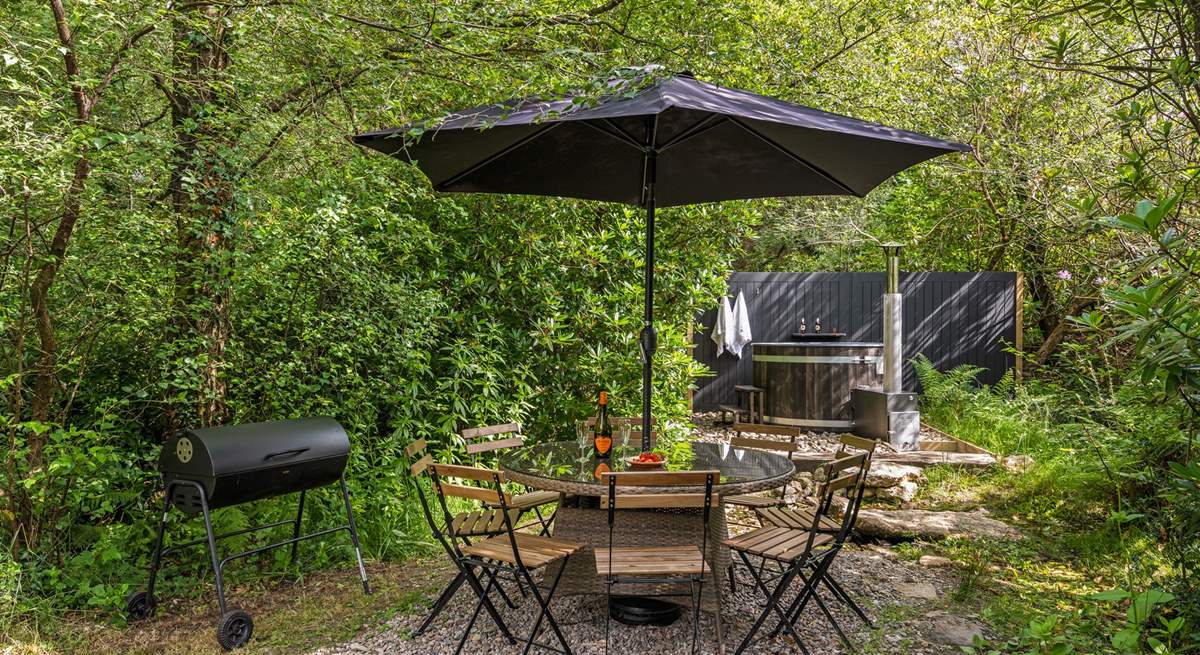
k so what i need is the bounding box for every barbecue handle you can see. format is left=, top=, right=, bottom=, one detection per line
left=264, top=447, right=310, bottom=461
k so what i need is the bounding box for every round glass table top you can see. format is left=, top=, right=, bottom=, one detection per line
left=498, top=440, right=795, bottom=496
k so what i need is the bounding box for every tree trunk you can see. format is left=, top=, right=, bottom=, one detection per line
left=1034, top=295, right=1097, bottom=367
left=165, top=3, right=235, bottom=428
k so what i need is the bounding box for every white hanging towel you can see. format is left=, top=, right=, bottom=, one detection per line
left=729, top=290, right=753, bottom=358
left=710, top=295, right=733, bottom=356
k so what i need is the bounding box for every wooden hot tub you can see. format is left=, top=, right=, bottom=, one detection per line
left=752, top=342, right=884, bottom=429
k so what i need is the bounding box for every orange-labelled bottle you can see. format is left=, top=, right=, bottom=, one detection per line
left=593, top=391, right=613, bottom=459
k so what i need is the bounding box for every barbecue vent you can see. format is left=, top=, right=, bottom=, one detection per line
left=161, top=417, right=349, bottom=513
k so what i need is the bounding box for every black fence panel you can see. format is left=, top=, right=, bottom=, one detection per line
left=692, top=272, right=1018, bottom=411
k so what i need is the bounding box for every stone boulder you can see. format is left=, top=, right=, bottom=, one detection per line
left=865, top=462, right=925, bottom=488
left=853, top=508, right=1021, bottom=541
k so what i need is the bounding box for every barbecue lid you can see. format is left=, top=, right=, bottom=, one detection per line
left=160, top=416, right=349, bottom=477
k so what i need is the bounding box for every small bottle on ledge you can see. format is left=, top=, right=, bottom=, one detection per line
left=815, top=317, right=822, bottom=334
left=799, top=317, right=806, bottom=333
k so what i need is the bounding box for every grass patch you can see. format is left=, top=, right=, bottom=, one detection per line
left=3, top=559, right=450, bottom=655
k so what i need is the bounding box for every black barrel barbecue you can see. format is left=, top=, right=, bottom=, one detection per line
left=125, top=417, right=370, bottom=650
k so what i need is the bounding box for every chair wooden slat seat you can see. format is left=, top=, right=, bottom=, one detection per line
left=595, top=545, right=709, bottom=576
left=756, top=506, right=841, bottom=533
left=461, top=532, right=582, bottom=568
left=724, top=526, right=833, bottom=562
left=600, top=469, right=720, bottom=654
left=484, top=489, right=559, bottom=511
left=725, top=441, right=879, bottom=655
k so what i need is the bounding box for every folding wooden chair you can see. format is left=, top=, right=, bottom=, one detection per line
left=754, top=434, right=878, bottom=627
left=724, top=455, right=872, bottom=655
left=768, top=448, right=875, bottom=650
left=598, top=470, right=719, bottom=655
left=404, top=440, right=521, bottom=638
left=429, top=463, right=583, bottom=655
left=722, top=422, right=806, bottom=591
left=462, top=422, right=560, bottom=535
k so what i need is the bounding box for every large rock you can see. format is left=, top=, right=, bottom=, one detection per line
left=865, top=462, right=925, bottom=488
left=853, top=508, right=1021, bottom=541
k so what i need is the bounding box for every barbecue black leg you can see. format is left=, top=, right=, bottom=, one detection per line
left=339, top=475, right=370, bottom=594
left=196, top=483, right=228, bottom=615
left=290, top=489, right=306, bottom=566
left=145, top=485, right=172, bottom=598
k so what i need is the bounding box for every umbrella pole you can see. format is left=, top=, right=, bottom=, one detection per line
left=640, top=136, right=657, bottom=453
left=641, top=197, right=655, bottom=452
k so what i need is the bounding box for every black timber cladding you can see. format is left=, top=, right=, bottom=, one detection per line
left=692, top=272, right=1018, bottom=411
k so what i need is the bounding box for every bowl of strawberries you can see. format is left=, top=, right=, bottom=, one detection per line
left=625, top=451, right=667, bottom=470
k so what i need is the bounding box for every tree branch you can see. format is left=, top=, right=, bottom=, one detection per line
left=91, top=24, right=156, bottom=103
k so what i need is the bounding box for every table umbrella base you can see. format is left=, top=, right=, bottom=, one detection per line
left=610, top=596, right=683, bottom=626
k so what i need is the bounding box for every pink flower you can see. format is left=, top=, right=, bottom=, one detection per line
left=1056, top=270, right=1072, bottom=280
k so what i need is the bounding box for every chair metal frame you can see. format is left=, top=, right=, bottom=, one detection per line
left=404, top=440, right=520, bottom=638
left=770, top=447, right=876, bottom=647
left=755, top=433, right=878, bottom=629
left=723, top=421, right=805, bottom=591
left=430, top=462, right=578, bottom=655
left=600, top=470, right=718, bottom=655
left=726, top=451, right=872, bottom=655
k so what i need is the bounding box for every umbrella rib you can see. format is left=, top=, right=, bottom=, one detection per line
left=728, top=117, right=863, bottom=197
left=434, top=123, right=561, bottom=191
left=600, top=118, right=646, bottom=150
left=578, top=120, right=644, bottom=152
left=657, top=114, right=728, bottom=153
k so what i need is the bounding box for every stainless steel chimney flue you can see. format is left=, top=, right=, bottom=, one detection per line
left=851, top=242, right=919, bottom=451
left=882, top=243, right=903, bottom=394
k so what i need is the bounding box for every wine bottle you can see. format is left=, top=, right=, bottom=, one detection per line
left=593, top=391, right=613, bottom=459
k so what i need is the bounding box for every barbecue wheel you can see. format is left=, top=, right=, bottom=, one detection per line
left=123, top=590, right=156, bottom=621
left=216, top=608, right=253, bottom=650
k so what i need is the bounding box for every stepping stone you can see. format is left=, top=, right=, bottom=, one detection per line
left=925, top=611, right=986, bottom=645
left=918, top=555, right=953, bottom=568
left=895, top=581, right=938, bottom=600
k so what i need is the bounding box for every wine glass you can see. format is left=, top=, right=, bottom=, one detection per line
left=618, top=424, right=632, bottom=454
left=575, top=419, right=590, bottom=449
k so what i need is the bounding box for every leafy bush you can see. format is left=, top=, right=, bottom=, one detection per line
left=1, top=155, right=749, bottom=615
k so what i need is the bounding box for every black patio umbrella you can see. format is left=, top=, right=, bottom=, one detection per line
left=352, top=71, right=969, bottom=451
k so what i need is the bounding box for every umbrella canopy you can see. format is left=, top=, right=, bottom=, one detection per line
left=353, top=71, right=969, bottom=449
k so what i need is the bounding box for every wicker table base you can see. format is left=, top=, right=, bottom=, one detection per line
left=544, top=503, right=729, bottom=614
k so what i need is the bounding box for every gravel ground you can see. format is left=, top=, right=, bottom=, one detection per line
left=313, top=415, right=978, bottom=655
left=688, top=411, right=910, bottom=453
left=311, top=547, right=966, bottom=655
